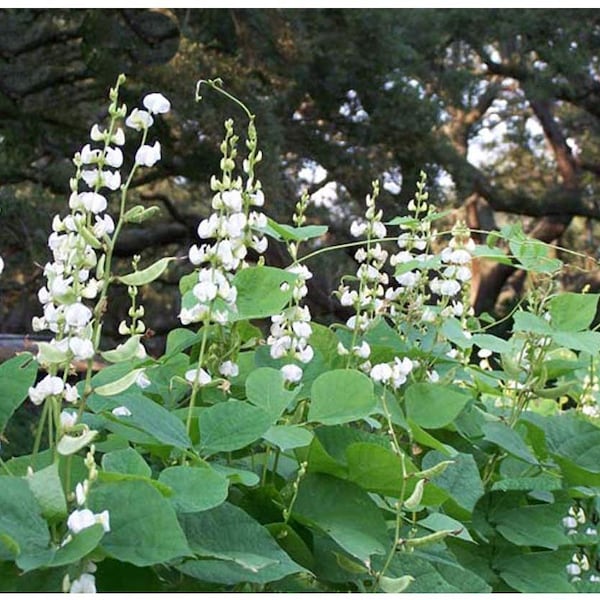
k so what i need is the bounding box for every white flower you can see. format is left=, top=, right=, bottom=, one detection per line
left=370, top=363, right=392, bottom=383
left=69, top=337, right=94, bottom=360
left=350, top=220, right=367, bottom=238
left=562, top=516, right=577, bottom=529
left=29, top=375, right=64, bottom=405
left=65, top=303, right=92, bottom=329
left=112, top=128, right=125, bottom=146
left=281, top=364, right=303, bottom=383
left=78, top=192, right=107, bottom=214
left=340, top=289, right=357, bottom=306
left=566, top=563, right=581, bottom=576
left=297, top=345, right=314, bottom=364
left=93, top=214, right=115, bottom=238
left=95, top=509, right=110, bottom=532
left=105, top=146, right=124, bottom=168
left=135, top=371, right=151, bottom=389
left=125, top=108, right=154, bottom=131
left=60, top=410, right=78, bottom=430
left=64, top=383, right=80, bottom=404
left=143, top=92, right=171, bottom=114
left=112, top=405, right=132, bottom=417
left=219, top=360, right=239, bottom=378
left=80, top=144, right=101, bottom=164
left=67, top=509, right=97, bottom=534
left=372, top=221, right=387, bottom=239
left=185, top=367, right=212, bottom=386
left=75, top=481, right=87, bottom=506
left=135, top=141, right=161, bottom=167
left=221, top=190, right=244, bottom=212
left=353, top=341, right=371, bottom=359
left=70, top=573, right=96, bottom=594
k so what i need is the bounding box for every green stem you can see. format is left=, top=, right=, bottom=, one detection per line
left=0, top=456, right=14, bottom=476
left=185, top=324, right=210, bottom=438
left=32, top=398, right=50, bottom=460
left=196, top=78, right=255, bottom=121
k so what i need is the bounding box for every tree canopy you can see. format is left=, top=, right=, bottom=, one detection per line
left=2, top=8, right=600, bottom=346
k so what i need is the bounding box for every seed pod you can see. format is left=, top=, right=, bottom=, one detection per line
left=412, top=460, right=455, bottom=479
left=403, top=478, right=425, bottom=511
left=402, top=529, right=457, bottom=548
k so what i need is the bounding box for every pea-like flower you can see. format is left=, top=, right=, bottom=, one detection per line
left=135, top=141, right=161, bottom=167
left=143, top=92, right=171, bottom=114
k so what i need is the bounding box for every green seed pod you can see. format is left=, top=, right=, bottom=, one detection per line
left=403, top=478, right=425, bottom=511
left=402, top=529, right=456, bottom=548
left=412, top=460, right=455, bottom=480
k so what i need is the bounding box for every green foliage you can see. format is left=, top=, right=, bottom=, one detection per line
left=1, top=73, right=600, bottom=595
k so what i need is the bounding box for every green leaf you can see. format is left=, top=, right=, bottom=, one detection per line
left=292, top=473, right=388, bottom=562
left=495, top=549, right=575, bottom=592
left=0, top=477, right=51, bottom=571
left=405, top=383, right=471, bottom=429
left=493, top=502, right=572, bottom=549
left=199, top=400, right=273, bottom=454
left=481, top=421, right=539, bottom=465
left=408, top=419, right=456, bottom=455
left=231, top=266, right=297, bottom=321
left=102, top=447, right=151, bottom=477
left=0, top=352, right=37, bottom=433
left=513, top=311, right=553, bottom=335
left=245, top=367, right=298, bottom=420
left=548, top=292, right=599, bottom=331
left=263, top=425, right=313, bottom=451
left=344, top=442, right=404, bottom=496
left=421, top=451, right=484, bottom=514
left=49, top=524, right=105, bottom=567
left=471, top=334, right=512, bottom=354
left=265, top=218, right=328, bottom=242
left=308, top=369, right=375, bottom=425
left=177, top=502, right=304, bottom=584
left=118, top=256, right=174, bottom=286
left=382, top=548, right=491, bottom=593
left=379, top=575, right=415, bottom=593
left=491, top=474, right=562, bottom=492
left=471, top=244, right=513, bottom=265
left=88, top=479, right=190, bottom=566
left=551, top=330, right=600, bottom=354
left=27, top=463, right=67, bottom=522
left=91, top=389, right=191, bottom=449
left=544, top=412, right=600, bottom=485
left=211, top=464, right=260, bottom=487
left=419, top=513, right=473, bottom=542
left=158, top=465, right=229, bottom=513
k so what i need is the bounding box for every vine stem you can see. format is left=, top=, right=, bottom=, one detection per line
left=185, top=324, right=210, bottom=439
left=373, top=386, right=408, bottom=591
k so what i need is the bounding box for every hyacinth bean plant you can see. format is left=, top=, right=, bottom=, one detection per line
left=0, top=75, right=599, bottom=593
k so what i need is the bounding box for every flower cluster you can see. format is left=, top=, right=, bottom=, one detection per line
left=578, top=368, right=600, bottom=419
left=267, top=194, right=315, bottom=384
left=562, top=505, right=600, bottom=584
left=340, top=181, right=388, bottom=332
left=65, top=561, right=98, bottom=594
left=336, top=181, right=389, bottom=370
left=433, top=220, right=475, bottom=318
left=370, top=357, right=414, bottom=389
left=180, top=118, right=268, bottom=329
left=385, top=174, right=434, bottom=324
left=30, top=81, right=170, bottom=407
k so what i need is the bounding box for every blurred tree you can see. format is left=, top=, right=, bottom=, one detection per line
left=2, top=8, right=600, bottom=349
